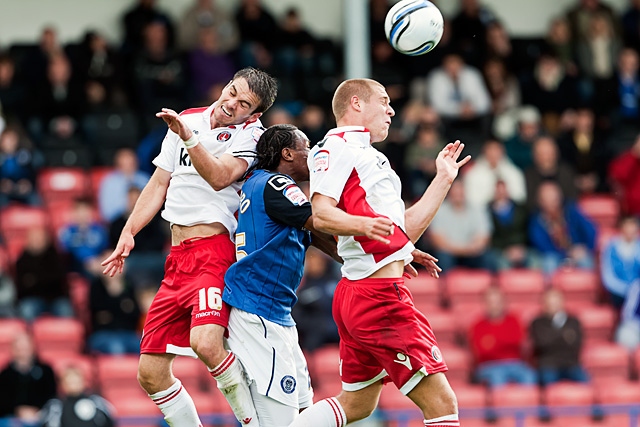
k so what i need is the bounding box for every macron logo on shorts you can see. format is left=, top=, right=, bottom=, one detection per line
left=394, top=352, right=412, bottom=370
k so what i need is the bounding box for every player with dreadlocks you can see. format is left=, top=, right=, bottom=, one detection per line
left=221, top=124, right=339, bottom=425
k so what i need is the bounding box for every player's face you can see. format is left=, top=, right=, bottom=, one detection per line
left=290, top=130, right=311, bottom=182
left=363, top=84, right=395, bottom=143
left=213, top=77, right=262, bottom=127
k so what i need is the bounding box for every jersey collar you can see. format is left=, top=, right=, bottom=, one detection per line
left=326, top=126, right=371, bottom=147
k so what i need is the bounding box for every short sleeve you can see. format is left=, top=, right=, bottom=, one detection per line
left=308, top=137, right=355, bottom=203
left=224, top=125, right=263, bottom=171
left=263, top=175, right=312, bottom=230
left=152, top=129, right=180, bottom=173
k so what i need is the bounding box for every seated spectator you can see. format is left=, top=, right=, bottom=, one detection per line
left=544, top=17, right=578, bottom=77
left=0, top=125, right=42, bottom=207
left=529, top=181, right=596, bottom=274
left=601, top=216, right=640, bottom=308
left=504, top=105, right=544, bottom=170
left=0, top=332, right=57, bottom=426
left=450, top=0, right=497, bottom=67
left=292, top=247, right=340, bottom=352
left=622, top=0, right=640, bottom=52
left=98, top=148, right=150, bottom=222
left=58, top=198, right=108, bottom=277
left=22, top=26, right=63, bottom=87
left=470, top=287, right=537, bottom=387
left=482, top=57, right=521, bottom=118
left=299, top=104, right=329, bottom=146
left=613, top=48, right=640, bottom=130
left=428, top=181, right=492, bottom=272
left=16, top=227, right=71, bottom=322
left=404, top=122, right=446, bottom=200
left=0, top=53, right=27, bottom=124
left=616, top=279, right=640, bottom=350
left=489, top=180, right=534, bottom=270
left=235, top=0, right=279, bottom=69
left=525, top=136, right=578, bottom=212
left=566, top=0, right=618, bottom=44
left=609, top=133, right=640, bottom=216
left=0, top=259, right=15, bottom=318
left=177, top=0, right=239, bottom=53
left=121, top=0, right=175, bottom=54
left=463, top=139, right=526, bottom=207
left=108, top=186, right=167, bottom=289
left=88, top=258, right=141, bottom=355
left=187, top=27, right=235, bottom=105
left=40, top=365, right=115, bottom=427
left=530, top=289, right=589, bottom=385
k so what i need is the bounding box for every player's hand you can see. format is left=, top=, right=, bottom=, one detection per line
left=156, top=108, right=193, bottom=141
left=435, top=140, right=471, bottom=182
left=101, top=232, right=135, bottom=277
left=411, top=249, right=442, bottom=279
left=362, top=217, right=395, bottom=245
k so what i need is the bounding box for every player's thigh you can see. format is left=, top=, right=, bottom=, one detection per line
left=336, top=380, right=384, bottom=422
left=138, top=353, right=177, bottom=393
left=250, top=382, right=299, bottom=427
left=406, top=372, right=458, bottom=419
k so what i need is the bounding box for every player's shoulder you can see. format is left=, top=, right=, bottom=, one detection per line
left=178, top=107, right=209, bottom=127
left=265, top=172, right=296, bottom=191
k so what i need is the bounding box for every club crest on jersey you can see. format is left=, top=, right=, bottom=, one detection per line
left=284, top=184, right=309, bottom=206
left=217, top=131, right=232, bottom=142
left=313, top=150, right=329, bottom=173
left=280, top=375, right=296, bottom=394
left=431, top=345, right=442, bottom=363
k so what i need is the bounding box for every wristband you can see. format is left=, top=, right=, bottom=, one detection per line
left=182, top=133, right=200, bottom=149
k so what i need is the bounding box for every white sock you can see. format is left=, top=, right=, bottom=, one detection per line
left=149, top=379, right=202, bottom=427
left=210, top=351, right=258, bottom=426
left=288, top=397, right=347, bottom=427
left=424, top=414, right=460, bottom=426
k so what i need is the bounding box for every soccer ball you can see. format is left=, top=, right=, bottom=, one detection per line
left=384, top=0, right=444, bottom=56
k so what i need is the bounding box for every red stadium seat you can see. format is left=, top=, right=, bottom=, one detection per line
left=40, top=353, right=95, bottom=389
left=67, top=273, right=90, bottom=329
left=378, top=386, right=423, bottom=427
left=103, top=388, right=160, bottom=427
left=594, top=379, right=640, bottom=404
left=97, top=354, right=141, bottom=393
left=32, top=316, right=84, bottom=355
left=508, top=302, right=542, bottom=328
left=440, top=345, right=472, bottom=384
left=550, top=268, right=599, bottom=304
left=491, top=384, right=541, bottom=407
left=544, top=381, right=595, bottom=406
left=172, top=356, right=209, bottom=392
left=496, top=269, right=545, bottom=304
left=574, top=304, right=616, bottom=342
left=37, top=167, right=89, bottom=204
left=404, top=274, right=443, bottom=311
left=453, top=383, right=487, bottom=409
left=312, top=375, right=342, bottom=401
left=452, top=302, right=486, bottom=340
left=425, top=309, right=458, bottom=346
left=446, top=269, right=493, bottom=306
left=0, top=318, right=27, bottom=355
left=582, top=342, right=630, bottom=381
left=578, top=194, right=620, bottom=229
left=0, top=205, right=49, bottom=262
left=310, top=345, right=340, bottom=387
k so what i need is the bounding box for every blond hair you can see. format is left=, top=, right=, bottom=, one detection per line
left=331, top=79, right=383, bottom=122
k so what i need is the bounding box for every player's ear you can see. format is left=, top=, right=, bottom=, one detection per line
left=281, top=147, right=294, bottom=162
left=351, top=95, right=362, bottom=112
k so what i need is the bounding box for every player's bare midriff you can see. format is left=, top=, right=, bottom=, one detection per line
left=368, top=259, right=405, bottom=279
left=171, top=222, right=228, bottom=245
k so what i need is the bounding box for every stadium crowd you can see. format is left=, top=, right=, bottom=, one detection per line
left=0, top=0, right=640, bottom=425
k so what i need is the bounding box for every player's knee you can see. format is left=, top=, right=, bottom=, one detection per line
left=190, top=334, right=226, bottom=366
left=137, top=364, right=161, bottom=394
left=337, top=391, right=377, bottom=422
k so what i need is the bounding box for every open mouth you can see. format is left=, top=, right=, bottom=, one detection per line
left=221, top=105, right=232, bottom=117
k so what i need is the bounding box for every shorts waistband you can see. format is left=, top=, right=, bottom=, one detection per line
left=170, top=233, right=230, bottom=253
left=340, top=276, right=405, bottom=287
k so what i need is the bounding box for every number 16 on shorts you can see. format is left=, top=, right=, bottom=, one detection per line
left=197, top=287, right=223, bottom=318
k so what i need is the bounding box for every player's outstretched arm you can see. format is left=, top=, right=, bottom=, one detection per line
left=156, top=108, right=248, bottom=190
left=312, top=194, right=395, bottom=244
left=101, top=167, right=171, bottom=277
left=405, top=140, right=471, bottom=243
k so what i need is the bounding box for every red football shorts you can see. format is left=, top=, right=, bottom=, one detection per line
left=333, top=277, right=448, bottom=394
left=140, top=234, right=235, bottom=355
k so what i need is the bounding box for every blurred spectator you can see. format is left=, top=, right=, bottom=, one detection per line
left=88, top=260, right=141, bottom=355
left=525, top=136, right=578, bottom=212
left=0, top=53, right=26, bottom=123
left=622, top=0, right=640, bottom=51
left=463, top=139, right=526, bottom=207
left=528, top=181, right=596, bottom=274
left=98, top=148, right=150, bottom=222
left=450, top=0, right=497, bottom=66
left=58, top=198, right=109, bottom=276
left=177, top=0, right=239, bottom=53
left=22, top=26, right=63, bottom=87
left=0, top=332, right=57, bottom=426
left=520, top=52, right=578, bottom=135
left=121, top=0, right=175, bottom=53
left=544, top=17, right=579, bottom=77
left=566, top=0, right=619, bottom=43
left=488, top=180, right=533, bottom=270
left=616, top=279, right=640, bottom=350
left=601, top=216, right=640, bottom=308
left=484, top=22, right=515, bottom=71
left=530, top=289, right=589, bottom=385
left=369, top=0, right=390, bottom=43
left=131, top=20, right=186, bottom=115
left=292, top=247, right=340, bottom=352
left=556, top=107, right=610, bottom=193
left=404, top=122, right=445, bottom=201
left=470, top=287, right=537, bottom=387
left=428, top=181, right=492, bottom=272
left=613, top=48, right=640, bottom=129
left=482, top=57, right=521, bottom=118
left=299, top=104, right=329, bottom=146
left=40, top=365, right=115, bottom=427
left=0, top=259, right=15, bottom=317
left=371, top=40, right=407, bottom=108
left=187, top=27, right=235, bottom=104
left=0, top=125, right=42, bottom=207
left=235, top=0, right=279, bottom=69
left=504, top=106, right=543, bottom=170
left=108, top=187, right=167, bottom=289
left=263, top=107, right=295, bottom=128
left=609, top=134, right=640, bottom=216
left=15, top=227, right=71, bottom=322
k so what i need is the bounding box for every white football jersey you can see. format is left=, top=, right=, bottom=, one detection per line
left=153, top=103, right=264, bottom=235
left=308, top=126, right=414, bottom=280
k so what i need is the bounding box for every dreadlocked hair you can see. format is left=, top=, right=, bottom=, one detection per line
left=255, top=124, right=299, bottom=171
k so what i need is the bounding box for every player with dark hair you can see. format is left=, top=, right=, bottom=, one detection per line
left=102, top=67, right=277, bottom=427
left=289, top=78, right=470, bottom=427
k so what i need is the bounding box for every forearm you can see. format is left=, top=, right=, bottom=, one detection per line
left=313, top=205, right=367, bottom=237
left=405, top=174, right=454, bottom=243
left=187, top=144, right=235, bottom=191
